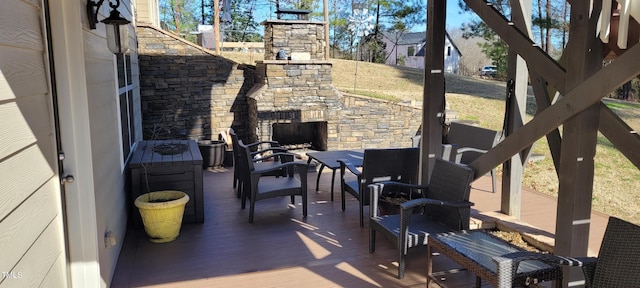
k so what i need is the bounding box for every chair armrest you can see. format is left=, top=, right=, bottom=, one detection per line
left=455, top=147, right=488, bottom=163
left=254, top=152, right=296, bottom=163
left=369, top=180, right=427, bottom=191
left=244, top=140, right=280, bottom=149
left=493, top=252, right=597, bottom=287
left=337, top=159, right=361, bottom=176
left=252, top=159, right=308, bottom=175
left=250, top=147, right=288, bottom=157
left=399, top=198, right=474, bottom=210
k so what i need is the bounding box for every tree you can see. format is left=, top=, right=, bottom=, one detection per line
left=369, top=0, right=425, bottom=63
left=532, top=0, right=566, bottom=53
left=449, top=29, right=491, bottom=76
left=219, top=0, right=262, bottom=41
left=458, top=0, right=568, bottom=76
left=160, top=0, right=201, bottom=42
left=160, top=0, right=262, bottom=43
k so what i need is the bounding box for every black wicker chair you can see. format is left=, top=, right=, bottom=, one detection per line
left=493, top=216, right=640, bottom=287
left=337, top=148, right=420, bottom=227
left=237, top=140, right=309, bottom=223
left=229, top=129, right=288, bottom=198
left=368, top=158, right=475, bottom=278
left=447, top=122, right=501, bottom=193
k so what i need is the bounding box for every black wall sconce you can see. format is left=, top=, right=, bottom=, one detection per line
left=87, top=0, right=131, bottom=54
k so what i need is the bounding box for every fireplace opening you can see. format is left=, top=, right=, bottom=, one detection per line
left=272, top=121, right=328, bottom=151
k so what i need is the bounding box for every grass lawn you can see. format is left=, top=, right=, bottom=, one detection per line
left=223, top=52, right=640, bottom=225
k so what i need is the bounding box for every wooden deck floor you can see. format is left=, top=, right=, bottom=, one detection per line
left=111, top=165, right=609, bottom=288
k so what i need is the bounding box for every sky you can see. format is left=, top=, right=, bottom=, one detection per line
left=248, top=0, right=476, bottom=33
left=415, top=1, right=476, bottom=33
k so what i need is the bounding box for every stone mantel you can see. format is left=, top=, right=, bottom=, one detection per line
left=259, top=60, right=333, bottom=65
left=261, top=19, right=325, bottom=25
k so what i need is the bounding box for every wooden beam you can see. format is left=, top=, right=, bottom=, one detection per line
left=420, top=0, right=447, bottom=184
left=469, top=40, right=640, bottom=178
left=463, top=0, right=566, bottom=93
left=599, top=102, right=640, bottom=168
left=529, top=71, right=561, bottom=175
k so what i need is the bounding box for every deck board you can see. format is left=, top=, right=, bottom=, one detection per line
left=112, top=166, right=608, bottom=287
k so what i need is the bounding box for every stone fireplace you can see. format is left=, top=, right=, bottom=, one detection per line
left=247, top=19, right=339, bottom=151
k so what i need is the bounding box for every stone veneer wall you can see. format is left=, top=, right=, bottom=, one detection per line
left=262, top=20, right=325, bottom=60
left=136, top=24, right=422, bottom=149
left=248, top=60, right=340, bottom=145
left=337, top=94, right=422, bottom=149
left=248, top=60, right=422, bottom=149
left=136, top=24, right=254, bottom=141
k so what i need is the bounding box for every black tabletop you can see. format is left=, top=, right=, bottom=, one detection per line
left=306, top=150, right=364, bottom=169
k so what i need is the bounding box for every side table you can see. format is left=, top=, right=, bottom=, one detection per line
left=427, top=230, right=561, bottom=287
left=129, top=140, right=204, bottom=226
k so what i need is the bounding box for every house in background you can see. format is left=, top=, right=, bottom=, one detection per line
left=381, top=31, right=461, bottom=73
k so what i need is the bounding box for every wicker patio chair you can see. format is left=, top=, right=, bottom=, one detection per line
left=229, top=129, right=288, bottom=198
left=368, top=158, right=475, bottom=278
left=493, top=216, right=640, bottom=288
left=447, top=122, right=502, bottom=193
left=337, top=148, right=420, bottom=227
left=237, top=140, right=309, bottom=223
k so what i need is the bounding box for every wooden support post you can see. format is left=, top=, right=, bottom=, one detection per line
left=420, top=0, right=446, bottom=184
left=555, top=1, right=603, bottom=285
left=324, top=0, right=329, bottom=60
left=500, top=0, right=532, bottom=218
left=214, top=0, right=220, bottom=55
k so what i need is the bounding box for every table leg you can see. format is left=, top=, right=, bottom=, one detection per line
left=316, top=164, right=325, bottom=193
left=330, top=169, right=336, bottom=201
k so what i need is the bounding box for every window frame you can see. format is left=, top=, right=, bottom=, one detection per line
left=116, top=53, right=136, bottom=166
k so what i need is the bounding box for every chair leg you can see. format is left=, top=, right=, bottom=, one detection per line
left=491, top=168, right=497, bottom=193
left=341, top=185, right=346, bottom=211
left=302, top=192, right=307, bottom=218
left=398, top=250, right=406, bottom=279
left=359, top=199, right=364, bottom=227
left=240, top=186, right=246, bottom=209
left=249, top=198, right=255, bottom=223
left=369, top=229, right=376, bottom=253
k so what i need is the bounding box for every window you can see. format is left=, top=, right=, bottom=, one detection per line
left=117, top=53, right=136, bottom=161
left=408, top=46, right=415, bottom=57
left=447, top=46, right=451, bottom=56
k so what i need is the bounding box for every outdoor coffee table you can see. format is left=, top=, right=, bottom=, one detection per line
left=427, top=230, right=561, bottom=287
left=305, top=150, right=364, bottom=201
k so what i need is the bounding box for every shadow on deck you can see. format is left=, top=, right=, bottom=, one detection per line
left=111, top=166, right=608, bottom=287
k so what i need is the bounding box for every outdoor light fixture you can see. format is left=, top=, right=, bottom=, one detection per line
left=87, top=0, right=131, bottom=54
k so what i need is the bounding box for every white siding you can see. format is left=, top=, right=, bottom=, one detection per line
left=83, top=1, right=140, bottom=285
left=0, top=1, right=68, bottom=287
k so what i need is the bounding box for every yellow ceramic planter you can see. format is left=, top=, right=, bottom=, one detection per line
left=135, top=190, right=190, bottom=243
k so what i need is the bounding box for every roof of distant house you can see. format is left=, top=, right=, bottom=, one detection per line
left=415, top=31, right=462, bottom=57
left=381, top=31, right=425, bottom=45
left=382, top=31, right=462, bottom=57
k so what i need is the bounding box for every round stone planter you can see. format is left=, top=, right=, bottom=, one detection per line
left=135, top=190, right=190, bottom=243
left=198, top=140, right=226, bottom=168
